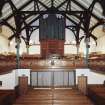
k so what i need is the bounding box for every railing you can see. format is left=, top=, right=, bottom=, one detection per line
left=0, top=55, right=105, bottom=73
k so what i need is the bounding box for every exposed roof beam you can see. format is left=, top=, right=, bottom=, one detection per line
left=66, top=0, right=71, bottom=11
left=89, top=20, right=105, bottom=31
left=51, top=0, right=54, bottom=7
left=19, top=10, right=83, bottom=15
left=4, top=0, right=49, bottom=21
left=1, top=20, right=16, bottom=32
left=64, top=14, right=85, bottom=31
left=56, top=0, right=69, bottom=9
left=8, top=15, right=42, bottom=40
left=4, top=0, right=33, bottom=21
left=7, top=0, right=17, bottom=11
left=37, top=0, right=49, bottom=9
left=71, top=0, right=100, bottom=21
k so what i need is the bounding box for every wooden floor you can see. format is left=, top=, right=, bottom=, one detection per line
left=13, top=88, right=94, bottom=105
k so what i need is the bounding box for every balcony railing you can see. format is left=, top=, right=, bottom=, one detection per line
left=0, top=54, right=105, bottom=74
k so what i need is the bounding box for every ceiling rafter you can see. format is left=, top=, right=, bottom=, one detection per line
left=7, top=0, right=17, bottom=11
left=0, top=0, right=103, bottom=43
left=6, top=0, right=86, bottom=41
left=34, top=0, right=40, bottom=11
left=71, top=0, right=100, bottom=21
left=8, top=14, right=42, bottom=40
left=51, top=0, right=54, bottom=7
left=56, top=0, right=69, bottom=9
left=19, top=10, right=83, bottom=15
left=81, top=0, right=99, bottom=39
left=0, top=19, right=16, bottom=32
left=89, top=19, right=105, bottom=32
left=2, top=0, right=33, bottom=21
left=88, top=0, right=97, bottom=11
left=37, top=0, right=49, bottom=10
left=65, top=14, right=84, bottom=31
left=21, top=27, right=39, bottom=45
left=66, top=0, right=71, bottom=11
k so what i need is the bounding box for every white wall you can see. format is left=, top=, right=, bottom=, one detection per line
left=0, top=35, right=9, bottom=53
left=28, top=29, right=40, bottom=54
left=0, top=69, right=30, bottom=90
left=15, top=69, right=18, bottom=86
left=92, top=26, right=105, bottom=53
left=1, top=25, right=105, bottom=55
left=0, top=68, right=105, bottom=90
left=64, top=45, right=77, bottom=54
left=0, top=70, right=16, bottom=90
left=29, top=45, right=40, bottom=54
left=76, top=69, right=105, bottom=84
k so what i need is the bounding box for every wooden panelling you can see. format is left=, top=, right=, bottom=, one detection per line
left=0, top=53, right=105, bottom=74
left=40, top=40, right=64, bottom=57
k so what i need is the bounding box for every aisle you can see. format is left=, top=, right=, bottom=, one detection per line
left=13, top=88, right=94, bottom=105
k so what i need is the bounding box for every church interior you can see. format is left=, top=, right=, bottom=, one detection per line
left=0, top=0, right=105, bottom=105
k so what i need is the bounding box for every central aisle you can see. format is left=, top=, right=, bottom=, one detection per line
left=13, top=88, right=94, bottom=105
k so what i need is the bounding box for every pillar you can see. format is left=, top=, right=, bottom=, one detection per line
left=76, top=43, right=80, bottom=58
left=26, top=44, right=29, bottom=54
left=15, top=38, right=21, bottom=69
left=85, top=38, right=90, bottom=66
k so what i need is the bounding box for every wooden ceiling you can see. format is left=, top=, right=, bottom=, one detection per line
left=0, top=0, right=105, bottom=47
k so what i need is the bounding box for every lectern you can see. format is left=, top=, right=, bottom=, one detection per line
left=19, top=76, right=28, bottom=95
left=78, top=75, right=87, bottom=95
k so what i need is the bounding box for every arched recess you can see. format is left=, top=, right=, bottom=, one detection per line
left=0, top=35, right=9, bottom=53
left=9, top=37, right=27, bottom=55
left=92, top=25, right=105, bottom=53
left=64, top=29, right=77, bottom=54
left=28, top=29, right=40, bottom=55
left=0, top=25, right=14, bottom=54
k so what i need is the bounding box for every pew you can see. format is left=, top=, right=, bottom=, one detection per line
left=88, top=85, right=105, bottom=105
left=0, top=90, right=15, bottom=105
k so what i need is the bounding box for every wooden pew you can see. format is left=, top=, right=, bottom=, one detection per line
left=88, top=85, right=105, bottom=105
left=0, top=90, right=15, bottom=105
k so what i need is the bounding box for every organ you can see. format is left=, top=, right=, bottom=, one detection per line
left=39, top=14, right=65, bottom=58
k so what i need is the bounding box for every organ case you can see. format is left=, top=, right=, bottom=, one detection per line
left=39, top=14, right=65, bottom=57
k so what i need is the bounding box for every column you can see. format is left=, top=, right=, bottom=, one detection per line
left=15, top=38, right=21, bottom=69
left=26, top=44, right=29, bottom=54
left=76, top=43, right=80, bottom=58
left=85, top=38, right=90, bottom=66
